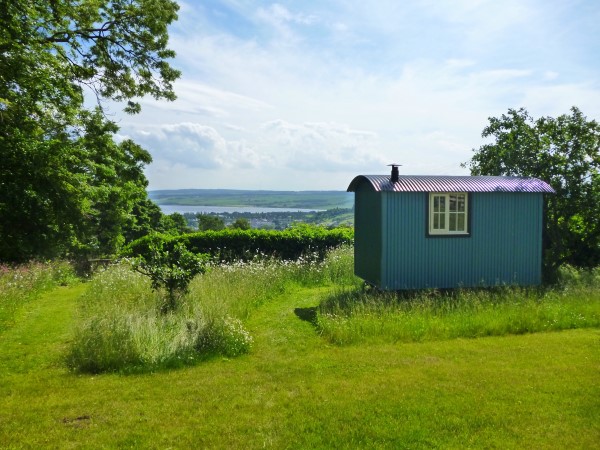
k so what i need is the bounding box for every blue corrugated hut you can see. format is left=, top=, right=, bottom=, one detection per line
left=347, top=167, right=555, bottom=290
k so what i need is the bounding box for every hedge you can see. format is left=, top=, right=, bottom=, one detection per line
left=122, top=226, right=354, bottom=262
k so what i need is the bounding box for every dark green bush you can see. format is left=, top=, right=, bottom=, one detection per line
left=123, top=226, right=354, bottom=263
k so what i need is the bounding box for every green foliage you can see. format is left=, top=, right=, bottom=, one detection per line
left=229, top=217, right=251, bottom=230
left=122, top=198, right=164, bottom=243
left=159, top=212, right=191, bottom=235
left=463, top=107, right=600, bottom=273
left=0, top=0, right=180, bottom=113
left=0, top=108, right=160, bottom=261
left=132, top=242, right=209, bottom=312
left=196, top=214, right=226, bottom=231
left=123, top=226, right=354, bottom=263
left=0, top=0, right=180, bottom=262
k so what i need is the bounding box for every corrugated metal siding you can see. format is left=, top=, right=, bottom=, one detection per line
left=353, top=181, right=382, bottom=286
left=379, top=192, right=543, bottom=289
left=380, top=192, right=426, bottom=289
left=348, top=175, right=555, bottom=194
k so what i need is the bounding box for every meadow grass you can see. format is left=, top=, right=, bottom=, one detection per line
left=316, top=266, right=600, bottom=345
left=0, top=282, right=598, bottom=449
left=66, top=246, right=356, bottom=373
left=65, top=248, right=600, bottom=372
left=0, top=260, right=77, bottom=332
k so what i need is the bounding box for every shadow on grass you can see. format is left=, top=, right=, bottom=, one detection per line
left=294, top=307, right=318, bottom=325
left=66, top=351, right=225, bottom=376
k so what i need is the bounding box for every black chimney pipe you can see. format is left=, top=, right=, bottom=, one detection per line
left=388, top=164, right=401, bottom=183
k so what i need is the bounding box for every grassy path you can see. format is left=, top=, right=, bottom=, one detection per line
left=0, top=284, right=86, bottom=374
left=0, top=284, right=599, bottom=448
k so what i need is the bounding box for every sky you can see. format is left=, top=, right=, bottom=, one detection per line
left=114, top=0, right=600, bottom=191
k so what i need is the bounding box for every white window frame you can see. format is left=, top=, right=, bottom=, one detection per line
left=428, top=192, right=469, bottom=236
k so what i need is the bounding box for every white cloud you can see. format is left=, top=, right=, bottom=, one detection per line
left=256, top=3, right=318, bottom=27
left=146, top=124, right=226, bottom=168
left=254, top=3, right=319, bottom=45
left=259, top=120, right=386, bottom=171
left=129, top=123, right=264, bottom=170
left=128, top=119, right=386, bottom=175
left=543, top=71, right=559, bottom=81
left=111, top=1, right=599, bottom=190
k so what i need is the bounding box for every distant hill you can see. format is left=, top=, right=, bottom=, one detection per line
left=148, top=189, right=354, bottom=210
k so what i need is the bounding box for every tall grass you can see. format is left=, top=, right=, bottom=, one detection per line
left=0, top=261, right=77, bottom=332
left=189, top=245, right=358, bottom=319
left=316, top=266, right=600, bottom=345
left=65, top=248, right=600, bottom=370
left=66, top=246, right=356, bottom=373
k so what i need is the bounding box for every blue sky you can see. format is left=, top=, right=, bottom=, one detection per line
left=115, top=0, right=600, bottom=191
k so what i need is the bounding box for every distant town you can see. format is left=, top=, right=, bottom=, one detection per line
left=182, top=209, right=353, bottom=230
left=148, top=189, right=355, bottom=229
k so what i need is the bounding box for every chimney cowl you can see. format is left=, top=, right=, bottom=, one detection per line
left=388, top=164, right=401, bottom=183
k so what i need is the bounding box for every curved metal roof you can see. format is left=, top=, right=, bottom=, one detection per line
left=347, top=175, right=555, bottom=193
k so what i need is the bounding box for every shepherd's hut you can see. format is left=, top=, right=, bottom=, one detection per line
left=347, top=165, right=555, bottom=290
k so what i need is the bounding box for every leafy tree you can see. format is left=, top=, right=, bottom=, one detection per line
left=463, top=107, right=600, bottom=274
left=0, top=0, right=180, bottom=115
left=132, top=242, right=208, bottom=313
left=197, top=214, right=226, bottom=231
left=230, top=218, right=251, bottom=230
left=122, top=198, right=164, bottom=244
left=0, top=0, right=180, bottom=262
left=159, top=213, right=191, bottom=235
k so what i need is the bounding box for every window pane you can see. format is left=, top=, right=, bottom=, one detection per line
left=457, top=214, right=465, bottom=231
left=430, top=193, right=468, bottom=234
left=449, top=195, right=457, bottom=212
left=457, top=195, right=466, bottom=212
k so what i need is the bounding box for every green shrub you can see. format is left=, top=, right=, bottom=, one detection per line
left=123, top=226, right=354, bottom=263
left=132, top=241, right=209, bottom=312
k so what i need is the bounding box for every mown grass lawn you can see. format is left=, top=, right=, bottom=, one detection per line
left=1, top=283, right=598, bottom=449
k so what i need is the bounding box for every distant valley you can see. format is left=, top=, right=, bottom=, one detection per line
left=148, top=189, right=354, bottom=210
